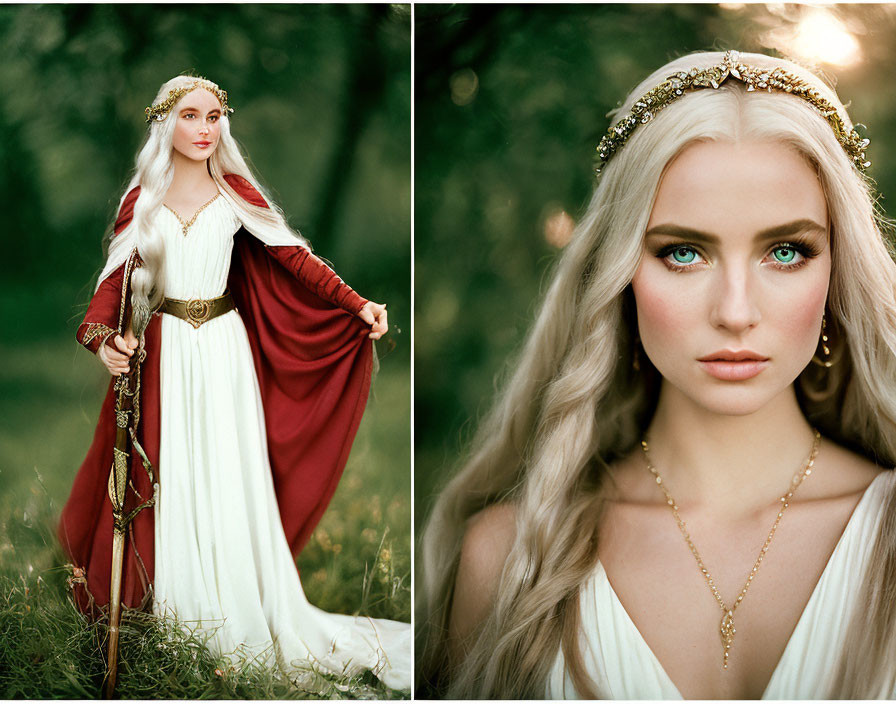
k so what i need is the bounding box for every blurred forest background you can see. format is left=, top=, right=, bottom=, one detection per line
left=0, top=4, right=410, bottom=698
left=415, top=4, right=896, bottom=531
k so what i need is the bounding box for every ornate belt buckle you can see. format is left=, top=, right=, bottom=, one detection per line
left=185, top=298, right=211, bottom=329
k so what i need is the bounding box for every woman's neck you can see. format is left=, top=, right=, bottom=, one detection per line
left=169, top=151, right=217, bottom=195
left=643, top=383, right=817, bottom=515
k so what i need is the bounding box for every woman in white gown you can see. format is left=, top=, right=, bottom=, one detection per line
left=152, top=192, right=409, bottom=689
left=419, top=51, right=896, bottom=699
left=60, top=74, right=410, bottom=692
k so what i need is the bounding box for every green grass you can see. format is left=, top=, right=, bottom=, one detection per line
left=0, top=337, right=410, bottom=698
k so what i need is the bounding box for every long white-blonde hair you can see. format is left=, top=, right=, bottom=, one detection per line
left=419, top=50, right=896, bottom=698
left=96, top=73, right=309, bottom=338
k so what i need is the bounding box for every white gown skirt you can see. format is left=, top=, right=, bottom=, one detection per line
left=152, top=308, right=411, bottom=690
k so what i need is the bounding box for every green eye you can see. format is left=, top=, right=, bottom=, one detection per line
left=672, top=247, right=697, bottom=264
left=773, top=247, right=796, bottom=263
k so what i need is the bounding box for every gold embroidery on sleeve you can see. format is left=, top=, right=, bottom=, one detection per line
left=82, top=323, right=117, bottom=348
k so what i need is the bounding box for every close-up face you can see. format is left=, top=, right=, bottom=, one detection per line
left=171, top=87, right=223, bottom=162
left=631, top=138, right=832, bottom=416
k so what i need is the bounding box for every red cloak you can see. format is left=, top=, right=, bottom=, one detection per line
left=58, top=175, right=373, bottom=615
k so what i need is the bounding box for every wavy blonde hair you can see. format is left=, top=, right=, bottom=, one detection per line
left=418, top=50, right=896, bottom=698
left=96, top=74, right=309, bottom=338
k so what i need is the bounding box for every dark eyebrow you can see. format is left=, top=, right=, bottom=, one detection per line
left=644, top=218, right=827, bottom=244
left=179, top=106, right=222, bottom=114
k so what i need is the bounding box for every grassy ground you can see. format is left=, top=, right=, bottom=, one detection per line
left=0, top=337, right=411, bottom=698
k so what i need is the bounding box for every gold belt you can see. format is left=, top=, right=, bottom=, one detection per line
left=160, top=290, right=235, bottom=329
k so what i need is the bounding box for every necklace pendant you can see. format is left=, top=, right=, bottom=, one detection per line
left=641, top=430, right=821, bottom=673
left=720, top=609, right=736, bottom=652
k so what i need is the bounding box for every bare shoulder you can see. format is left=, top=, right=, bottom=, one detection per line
left=449, top=503, right=517, bottom=646
left=459, top=502, right=517, bottom=573
left=808, top=436, right=887, bottom=500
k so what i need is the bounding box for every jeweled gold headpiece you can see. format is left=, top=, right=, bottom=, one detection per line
left=145, top=76, right=233, bottom=124
left=595, top=50, right=870, bottom=175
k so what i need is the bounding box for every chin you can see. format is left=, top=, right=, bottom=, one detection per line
left=172, top=146, right=217, bottom=162
left=669, top=378, right=786, bottom=417
left=695, top=393, right=773, bottom=417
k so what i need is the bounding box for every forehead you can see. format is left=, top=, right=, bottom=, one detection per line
left=647, top=140, right=829, bottom=237
left=174, top=87, right=222, bottom=112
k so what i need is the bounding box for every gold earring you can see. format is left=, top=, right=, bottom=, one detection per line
left=812, top=314, right=833, bottom=368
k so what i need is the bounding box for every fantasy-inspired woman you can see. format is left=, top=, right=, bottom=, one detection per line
left=418, top=50, right=896, bottom=699
left=58, top=74, right=410, bottom=691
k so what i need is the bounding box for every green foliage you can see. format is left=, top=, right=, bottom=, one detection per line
left=0, top=569, right=405, bottom=699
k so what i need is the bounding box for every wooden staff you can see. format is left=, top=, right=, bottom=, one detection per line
left=103, top=338, right=154, bottom=698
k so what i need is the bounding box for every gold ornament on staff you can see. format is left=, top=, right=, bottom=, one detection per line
left=103, top=254, right=158, bottom=697
left=640, top=428, right=821, bottom=669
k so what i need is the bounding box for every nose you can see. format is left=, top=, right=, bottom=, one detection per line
left=708, top=264, right=761, bottom=334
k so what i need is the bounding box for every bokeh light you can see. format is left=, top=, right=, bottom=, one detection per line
left=450, top=68, right=479, bottom=106
left=543, top=207, right=576, bottom=249
left=763, top=6, right=862, bottom=68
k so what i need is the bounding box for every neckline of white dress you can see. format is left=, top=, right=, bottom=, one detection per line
left=595, top=470, right=892, bottom=700
left=161, top=192, right=223, bottom=232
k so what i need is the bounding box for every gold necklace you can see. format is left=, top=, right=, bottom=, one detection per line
left=639, top=428, right=821, bottom=670
left=163, top=192, right=221, bottom=236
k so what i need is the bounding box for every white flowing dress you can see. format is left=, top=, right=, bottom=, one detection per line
left=546, top=470, right=896, bottom=699
left=150, top=193, right=411, bottom=691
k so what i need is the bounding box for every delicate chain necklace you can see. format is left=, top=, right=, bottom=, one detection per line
left=163, top=192, right=221, bottom=237
left=639, top=428, right=821, bottom=670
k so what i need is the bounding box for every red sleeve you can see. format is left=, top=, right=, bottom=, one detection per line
left=263, top=246, right=368, bottom=315
left=76, top=262, right=126, bottom=354
left=222, top=172, right=368, bottom=315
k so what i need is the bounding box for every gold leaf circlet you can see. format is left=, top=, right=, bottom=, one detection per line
left=595, top=50, right=871, bottom=175
left=145, top=78, right=233, bottom=124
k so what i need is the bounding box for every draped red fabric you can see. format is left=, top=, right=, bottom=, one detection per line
left=113, top=185, right=142, bottom=234
left=60, top=258, right=161, bottom=614
left=228, top=231, right=373, bottom=554
left=59, top=177, right=373, bottom=614
left=223, top=174, right=368, bottom=315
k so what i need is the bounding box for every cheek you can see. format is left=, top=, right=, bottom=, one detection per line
left=765, top=247, right=831, bottom=338
left=771, top=274, right=829, bottom=348
left=631, top=264, right=700, bottom=349
left=174, top=122, right=189, bottom=144
left=790, top=287, right=826, bottom=325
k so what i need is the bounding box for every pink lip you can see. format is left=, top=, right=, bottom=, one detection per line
left=697, top=350, right=769, bottom=381
left=699, top=360, right=769, bottom=381
left=699, top=349, right=769, bottom=362
left=193, top=141, right=211, bottom=147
